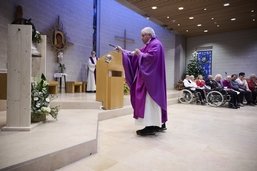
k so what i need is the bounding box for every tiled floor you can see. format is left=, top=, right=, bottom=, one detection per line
left=58, top=104, right=257, bottom=171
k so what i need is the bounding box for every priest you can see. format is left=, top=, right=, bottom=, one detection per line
left=117, top=27, right=167, bottom=136
left=86, top=51, right=97, bottom=92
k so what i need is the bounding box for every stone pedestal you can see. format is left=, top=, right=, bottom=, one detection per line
left=2, top=25, right=46, bottom=131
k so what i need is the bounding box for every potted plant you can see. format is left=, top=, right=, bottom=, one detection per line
left=31, top=74, right=59, bottom=122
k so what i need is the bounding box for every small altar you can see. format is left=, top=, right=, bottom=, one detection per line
left=54, top=72, right=67, bottom=92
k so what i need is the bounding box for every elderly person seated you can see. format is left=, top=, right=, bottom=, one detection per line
left=246, top=74, right=257, bottom=105
left=209, top=74, right=238, bottom=109
left=222, top=75, right=240, bottom=109
left=205, top=75, right=215, bottom=89
left=196, top=75, right=206, bottom=89
left=183, top=75, right=205, bottom=104
left=236, top=72, right=254, bottom=106
left=231, top=74, right=246, bottom=106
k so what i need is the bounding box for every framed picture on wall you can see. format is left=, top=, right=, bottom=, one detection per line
left=54, top=30, right=65, bottom=50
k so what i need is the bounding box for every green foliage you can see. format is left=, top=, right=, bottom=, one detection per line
left=186, top=51, right=205, bottom=78
left=31, top=74, right=59, bottom=122
left=124, top=82, right=130, bottom=95
left=32, top=31, right=42, bottom=44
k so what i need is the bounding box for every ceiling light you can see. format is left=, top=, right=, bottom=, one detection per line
left=223, top=3, right=230, bottom=7
left=167, top=16, right=170, bottom=19
left=211, top=18, right=214, bottom=20
left=146, top=17, right=150, bottom=20
left=151, top=6, right=157, bottom=10
left=178, top=7, right=184, bottom=10
left=186, top=30, right=189, bottom=32
left=251, top=10, right=254, bottom=13
left=253, top=19, right=256, bottom=22
left=217, top=25, right=220, bottom=27
left=203, top=8, right=207, bottom=11
left=177, top=24, right=180, bottom=26
left=230, top=18, right=236, bottom=21
left=197, top=24, right=202, bottom=27
left=204, top=30, right=208, bottom=32
left=214, top=22, right=217, bottom=24
left=189, top=17, right=194, bottom=20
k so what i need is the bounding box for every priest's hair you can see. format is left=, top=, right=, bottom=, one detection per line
left=141, top=27, right=156, bottom=38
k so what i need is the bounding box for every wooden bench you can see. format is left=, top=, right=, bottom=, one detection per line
left=82, top=81, right=87, bottom=92
left=66, top=81, right=83, bottom=93
left=48, top=81, right=58, bottom=94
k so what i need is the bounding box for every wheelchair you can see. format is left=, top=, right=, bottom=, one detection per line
left=178, top=88, right=231, bottom=107
left=178, top=88, right=203, bottom=104
left=206, top=89, right=231, bottom=107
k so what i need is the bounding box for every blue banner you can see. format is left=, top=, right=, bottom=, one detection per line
left=197, top=50, right=212, bottom=78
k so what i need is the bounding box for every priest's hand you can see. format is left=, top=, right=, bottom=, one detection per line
left=115, top=46, right=123, bottom=52
left=134, top=49, right=141, bottom=56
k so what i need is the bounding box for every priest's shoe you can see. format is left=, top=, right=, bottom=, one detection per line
left=150, top=123, right=167, bottom=132
left=161, top=123, right=167, bottom=130
left=149, top=126, right=163, bottom=132
left=136, top=127, right=155, bottom=136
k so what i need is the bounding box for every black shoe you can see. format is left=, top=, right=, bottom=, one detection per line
left=149, top=126, right=163, bottom=132
left=136, top=127, right=155, bottom=136
left=161, top=123, right=167, bottom=130
left=229, top=104, right=237, bottom=109
left=201, top=101, right=206, bottom=105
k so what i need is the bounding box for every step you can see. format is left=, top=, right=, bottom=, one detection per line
left=0, top=109, right=99, bottom=171
left=51, top=101, right=101, bottom=109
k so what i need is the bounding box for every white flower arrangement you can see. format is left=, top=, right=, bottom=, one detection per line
left=31, top=74, right=59, bottom=122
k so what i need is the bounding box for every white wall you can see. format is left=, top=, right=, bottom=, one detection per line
left=187, top=29, right=257, bottom=78
left=0, top=0, right=93, bottom=81
left=174, top=34, right=186, bottom=82
left=99, top=0, right=175, bottom=89
left=0, top=0, right=175, bottom=88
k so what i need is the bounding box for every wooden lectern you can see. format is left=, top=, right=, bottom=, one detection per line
left=96, top=51, right=124, bottom=109
left=0, top=71, right=7, bottom=100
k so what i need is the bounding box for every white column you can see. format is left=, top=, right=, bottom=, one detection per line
left=3, top=25, right=32, bottom=131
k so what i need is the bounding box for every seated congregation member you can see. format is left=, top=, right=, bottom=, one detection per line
left=246, top=74, right=257, bottom=105
left=196, top=75, right=206, bottom=89
left=222, top=75, right=240, bottom=109
left=236, top=72, right=254, bottom=105
left=205, top=75, right=215, bottom=89
left=183, top=75, right=205, bottom=104
left=183, top=75, right=196, bottom=91
left=231, top=74, right=245, bottom=106
left=211, top=74, right=238, bottom=109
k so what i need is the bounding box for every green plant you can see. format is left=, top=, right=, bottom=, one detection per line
left=31, top=74, right=59, bottom=122
left=32, top=31, right=42, bottom=44
left=186, top=51, right=205, bottom=78
left=124, top=82, right=130, bottom=95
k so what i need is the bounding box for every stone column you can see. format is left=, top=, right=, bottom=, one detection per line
left=2, top=25, right=32, bottom=131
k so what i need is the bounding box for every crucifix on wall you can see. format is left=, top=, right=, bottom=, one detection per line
left=114, top=29, right=135, bottom=49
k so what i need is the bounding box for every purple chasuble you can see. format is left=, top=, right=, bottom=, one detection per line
left=122, top=37, right=167, bottom=123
